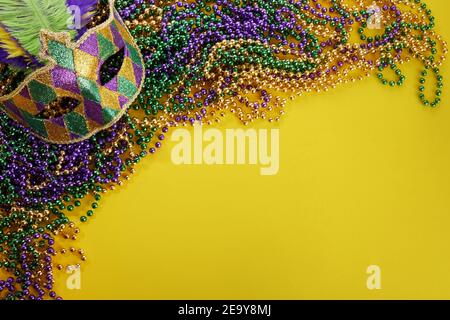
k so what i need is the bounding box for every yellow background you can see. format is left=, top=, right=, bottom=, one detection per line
left=60, top=0, right=450, bottom=299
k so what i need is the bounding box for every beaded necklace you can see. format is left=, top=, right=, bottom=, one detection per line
left=0, top=0, right=446, bottom=299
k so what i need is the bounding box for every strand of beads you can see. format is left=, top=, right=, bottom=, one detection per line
left=0, top=0, right=447, bottom=300
left=117, top=0, right=447, bottom=129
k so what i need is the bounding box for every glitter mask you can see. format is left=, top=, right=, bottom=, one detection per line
left=0, top=0, right=144, bottom=143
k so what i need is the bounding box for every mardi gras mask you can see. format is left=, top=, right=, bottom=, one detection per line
left=0, top=0, right=144, bottom=143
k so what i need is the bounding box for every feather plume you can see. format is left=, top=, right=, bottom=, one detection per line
left=0, top=0, right=76, bottom=58
left=0, top=48, right=28, bottom=68
left=66, top=0, right=99, bottom=38
left=67, top=0, right=99, bottom=26
left=0, top=23, right=36, bottom=68
left=0, top=23, right=29, bottom=59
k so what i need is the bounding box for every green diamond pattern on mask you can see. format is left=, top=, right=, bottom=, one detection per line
left=127, top=42, right=142, bottom=66
left=28, top=80, right=57, bottom=105
left=78, top=77, right=101, bottom=104
left=48, top=40, right=75, bottom=71
left=98, top=33, right=116, bottom=61
left=64, top=112, right=89, bottom=136
left=103, top=107, right=119, bottom=123
left=22, top=111, right=48, bottom=138
left=118, top=76, right=137, bottom=98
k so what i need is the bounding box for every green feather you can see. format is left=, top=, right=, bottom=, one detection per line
left=0, top=0, right=75, bottom=58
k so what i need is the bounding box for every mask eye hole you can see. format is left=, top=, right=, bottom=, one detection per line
left=36, top=97, right=80, bottom=119
left=100, top=47, right=125, bottom=85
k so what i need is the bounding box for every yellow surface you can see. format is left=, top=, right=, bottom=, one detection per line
left=60, top=0, right=450, bottom=300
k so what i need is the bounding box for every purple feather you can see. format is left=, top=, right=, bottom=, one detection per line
left=67, top=0, right=98, bottom=20
left=66, top=0, right=99, bottom=38
left=0, top=47, right=29, bottom=68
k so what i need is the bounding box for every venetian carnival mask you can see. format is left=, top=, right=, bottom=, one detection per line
left=0, top=0, right=144, bottom=143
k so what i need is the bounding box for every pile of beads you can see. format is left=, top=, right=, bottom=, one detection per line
left=0, top=0, right=446, bottom=299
